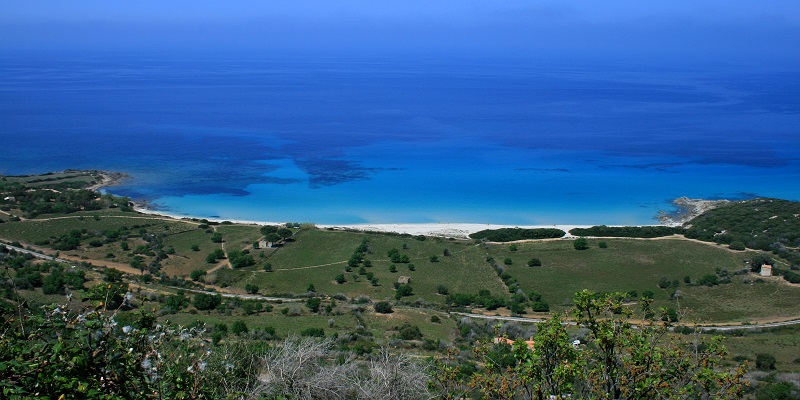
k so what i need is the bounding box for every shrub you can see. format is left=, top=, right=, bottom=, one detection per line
left=698, top=274, right=719, bottom=287
left=374, top=301, right=393, bottom=314
left=662, top=307, right=679, bottom=322
left=245, top=284, right=259, bottom=294
left=436, top=285, right=449, bottom=295
left=193, top=293, right=222, bottom=311
left=335, top=274, right=346, bottom=284
left=755, top=353, right=777, bottom=370
left=395, top=284, right=413, bottom=300
left=729, top=241, right=746, bottom=251
left=398, top=323, right=423, bottom=340
left=573, top=238, right=589, bottom=250
left=527, top=258, right=542, bottom=267
left=306, top=297, right=321, bottom=313
left=503, top=258, right=513, bottom=265
left=300, top=327, right=325, bottom=337
left=231, top=320, right=249, bottom=335
left=530, top=301, right=550, bottom=312
left=190, top=269, right=206, bottom=281
left=658, top=277, right=672, bottom=289
left=598, top=241, right=608, bottom=248
left=469, top=228, right=565, bottom=242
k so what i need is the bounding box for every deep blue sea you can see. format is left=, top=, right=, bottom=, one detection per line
left=1, top=52, right=798, bottom=225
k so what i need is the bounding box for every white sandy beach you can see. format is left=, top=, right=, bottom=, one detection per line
left=132, top=203, right=591, bottom=239
left=316, top=223, right=592, bottom=239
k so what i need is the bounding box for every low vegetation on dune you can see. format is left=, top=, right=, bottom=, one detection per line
left=2, top=171, right=800, bottom=398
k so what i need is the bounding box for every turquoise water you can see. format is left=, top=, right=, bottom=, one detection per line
left=1, top=53, right=798, bottom=224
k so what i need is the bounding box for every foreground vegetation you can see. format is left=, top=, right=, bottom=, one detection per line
left=2, top=171, right=800, bottom=398
left=1, top=284, right=751, bottom=399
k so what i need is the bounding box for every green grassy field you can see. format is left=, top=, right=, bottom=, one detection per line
left=723, top=326, right=800, bottom=372
left=480, top=238, right=788, bottom=321
left=228, top=230, right=507, bottom=302
left=214, top=225, right=262, bottom=252
left=5, top=213, right=798, bottom=322
left=0, top=213, right=196, bottom=244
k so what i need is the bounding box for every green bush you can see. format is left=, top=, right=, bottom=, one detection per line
left=573, top=237, right=589, bottom=250
left=527, top=258, right=542, bottom=267
left=729, top=241, right=745, bottom=251
left=231, top=320, right=249, bottom=335
left=469, top=228, right=565, bottom=242
left=398, top=323, right=423, bottom=340
left=245, top=284, right=259, bottom=294
left=755, top=353, right=777, bottom=370
left=374, top=301, right=393, bottom=314
left=193, top=293, right=222, bottom=311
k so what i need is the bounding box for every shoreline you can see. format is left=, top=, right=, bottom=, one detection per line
left=130, top=201, right=594, bottom=239
left=92, top=171, right=717, bottom=239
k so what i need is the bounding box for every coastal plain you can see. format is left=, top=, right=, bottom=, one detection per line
left=2, top=171, right=800, bottom=374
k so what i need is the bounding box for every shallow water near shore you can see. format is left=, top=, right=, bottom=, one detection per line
left=1, top=53, right=799, bottom=225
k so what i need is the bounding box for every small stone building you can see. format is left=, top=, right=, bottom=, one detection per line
left=760, top=265, right=773, bottom=277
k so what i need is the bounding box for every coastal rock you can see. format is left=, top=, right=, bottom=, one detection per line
left=657, top=197, right=730, bottom=226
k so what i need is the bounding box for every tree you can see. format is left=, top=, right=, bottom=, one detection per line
left=503, top=257, right=513, bottom=265
left=658, top=277, right=672, bottom=289
left=527, top=258, right=542, bottom=267
left=265, top=232, right=281, bottom=244
left=190, top=269, right=207, bottom=281
left=429, top=255, right=439, bottom=263
left=306, top=297, right=321, bottom=313
left=228, top=249, right=255, bottom=269
left=509, top=244, right=518, bottom=251
left=245, top=284, right=259, bottom=294
left=395, top=284, right=413, bottom=300
left=335, top=274, right=346, bottom=284
left=374, top=301, right=393, bottom=314
left=231, top=320, right=249, bottom=336
left=531, top=301, right=550, bottom=312
left=193, top=293, right=222, bottom=311
left=276, top=228, right=293, bottom=239
left=211, top=232, right=223, bottom=243
left=260, top=225, right=278, bottom=235
left=573, top=237, right=589, bottom=250
left=164, top=291, right=189, bottom=311
left=570, top=290, right=746, bottom=399
left=42, top=267, right=66, bottom=295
